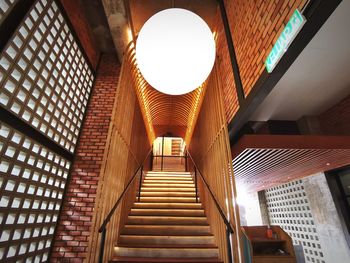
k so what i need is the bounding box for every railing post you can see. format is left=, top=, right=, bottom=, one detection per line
left=226, top=227, right=233, bottom=263
left=138, top=165, right=143, bottom=202
left=98, top=227, right=107, bottom=263
left=161, top=136, right=164, bottom=171
left=150, top=147, right=153, bottom=170
left=194, top=166, right=198, bottom=203
left=185, top=151, right=188, bottom=172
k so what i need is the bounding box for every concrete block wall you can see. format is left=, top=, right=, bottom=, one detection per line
left=263, top=173, right=350, bottom=263
left=51, top=55, right=121, bottom=262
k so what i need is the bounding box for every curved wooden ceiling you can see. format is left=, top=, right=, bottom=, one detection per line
left=126, top=44, right=207, bottom=142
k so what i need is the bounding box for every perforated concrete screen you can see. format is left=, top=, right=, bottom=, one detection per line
left=0, top=0, right=94, bottom=153
left=0, top=122, right=70, bottom=261
left=265, top=180, right=325, bottom=263
left=0, top=0, right=19, bottom=25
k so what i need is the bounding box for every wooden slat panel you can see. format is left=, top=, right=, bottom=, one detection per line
left=124, top=44, right=207, bottom=141
left=232, top=135, right=350, bottom=192
left=86, top=52, right=151, bottom=262
left=189, top=62, right=242, bottom=263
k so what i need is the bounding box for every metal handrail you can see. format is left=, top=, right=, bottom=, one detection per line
left=186, top=149, right=234, bottom=233
left=185, top=149, right=234, bottom=263
left=98, top=148, right=153, bottom=263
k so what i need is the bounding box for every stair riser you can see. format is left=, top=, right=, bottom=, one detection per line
left=142, top=184, right=195, bottom=188
left=130, top=209, right=205, bottom=217
left=121, top=226, right=211, bottom=236
left=137, top=197, right=199, bottom=203
left=144, top=177, right=193, bottom=181
left=133, top=203, right=202, bottom=209
left=127, top=216, right=208, bottom=225
left=114, top=247, right=219, bottom=258
left=141, top=187, right=196, bottom=192
left=119, top=235, right=215, bottom=245
left=140, top=192, right=196, bottom=197
left=143, top=180, right=194, bottom=184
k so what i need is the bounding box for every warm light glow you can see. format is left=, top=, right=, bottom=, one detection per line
left=136, top=8, right=216, bottom=95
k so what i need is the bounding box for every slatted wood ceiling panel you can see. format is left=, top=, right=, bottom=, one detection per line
left=232, top=135, right=350, bottom=192
left=125, top=44, right=206, bottom=141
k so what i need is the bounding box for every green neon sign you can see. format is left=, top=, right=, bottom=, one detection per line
left=265, top=9, right=306, bottom=73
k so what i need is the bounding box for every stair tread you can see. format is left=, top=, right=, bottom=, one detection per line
left=111, top=256, right=223, bottom=263
left=117, top=244, right=217, bottom=248
left=141, top=188, right=196, bottom=192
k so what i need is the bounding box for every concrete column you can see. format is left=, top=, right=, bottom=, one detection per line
left=258, top=190, right=270, bottom=225
left=303, top=173, right=350, bottom=263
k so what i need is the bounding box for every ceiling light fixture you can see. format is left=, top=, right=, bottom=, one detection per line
left=136, top=8, right=216, bottom=95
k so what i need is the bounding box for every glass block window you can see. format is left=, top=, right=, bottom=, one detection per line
left=0, top=121, right=70, bottom=261
left=0, top=0, right=19, bottom=25
left=0, top=0, right=94, bottom=153
left=265, top=180, right=325, bottom=263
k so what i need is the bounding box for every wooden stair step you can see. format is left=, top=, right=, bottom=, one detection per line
left=133, top=202, right=202, bottom=209
left=143, top=180, right=194, bottom=184
left=114, top=247, right=219, bottom=258
left=144, top=176, right=193, bottom=182
left=140, top=192, right=196, bottom=197
left=142, top=183, right=195, bottom=188
left=111, top=256, right=223, bottom=262
left=118, top=235, right=214, bottom=245
left=141, top=189, right=196, bottom=193
left=127, top=216, right=208, bottom=225
left=146, top=172, right=191, bottom=177
left=130, top=209, right=205, bottom=217
left=121, top=225, right=211, bottom=236
left=136, top=197, right=199, bottom=203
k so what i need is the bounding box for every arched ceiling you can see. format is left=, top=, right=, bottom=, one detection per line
left=127, top=47, right=207, bottom=142
left=87, top=0, right=217, bottom=142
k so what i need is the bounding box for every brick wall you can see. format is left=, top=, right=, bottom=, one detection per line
left=60, top=0, right=100, bottom=70
left=215, top=0, right=308, bottom=123
left=51, top=55, right=121, bottom=262
left=319, top=94, right=350, bottom=135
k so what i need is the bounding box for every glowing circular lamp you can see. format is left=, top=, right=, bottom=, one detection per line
left=135, top=8, right=216, bottom=95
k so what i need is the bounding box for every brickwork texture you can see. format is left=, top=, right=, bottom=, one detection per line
left=50, top=55, right=121, bottom=262
left=215, top=0, right=308, bottom=123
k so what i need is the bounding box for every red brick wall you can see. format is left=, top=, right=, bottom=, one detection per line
left=319, top=94, right=350, bottom=135
left=51, top=55, right=121, bottom=262
left=215, top=0, right=308, bottom=123
left=60, top=0, right=100, bottom=70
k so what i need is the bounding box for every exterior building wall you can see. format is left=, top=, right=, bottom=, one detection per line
left=51, top=55, right=120, bottom=262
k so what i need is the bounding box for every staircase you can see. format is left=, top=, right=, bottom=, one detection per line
left=112, top=171, right=222, bottom=263
left=171, top=139, right=182, bottom=155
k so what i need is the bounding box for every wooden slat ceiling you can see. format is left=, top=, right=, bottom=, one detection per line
left=232, top=135, right=350, bottom=192
left=121, top=0, right=217, bottom=142
left=126, top=46, right=206, bottom=141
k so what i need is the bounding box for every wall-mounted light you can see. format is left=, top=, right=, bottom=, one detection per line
left=136, top=8, right=216, bottom=95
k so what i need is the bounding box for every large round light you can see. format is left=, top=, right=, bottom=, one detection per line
left=135, top=8, right=216, bottom=95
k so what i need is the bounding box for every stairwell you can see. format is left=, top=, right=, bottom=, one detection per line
left=112, top=171, right=222, bottom=262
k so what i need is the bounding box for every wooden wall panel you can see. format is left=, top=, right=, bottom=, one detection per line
left=189, top=63, right=242, bottom=263
left=86, top=53, right=151, bottom=262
